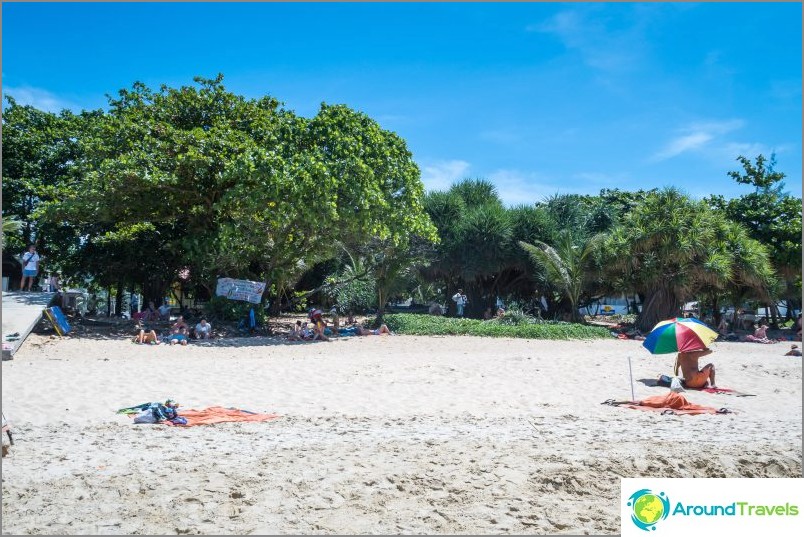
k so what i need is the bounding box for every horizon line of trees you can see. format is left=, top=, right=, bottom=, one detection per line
left=2, top=75, right=801, bottom=332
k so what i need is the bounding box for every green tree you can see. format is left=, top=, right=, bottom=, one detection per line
left=606, top=188, right=775, bottom=332
left=519, top=231, right=605, bottom=323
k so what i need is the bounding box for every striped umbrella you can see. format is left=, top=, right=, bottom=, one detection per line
left=642, top=317, right=718, bottom=354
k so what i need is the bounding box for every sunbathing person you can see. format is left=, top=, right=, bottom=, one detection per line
left=133, top=327, right=160, bottom=345
left=674, top=348, right=716, bottom=389
left=784, top=344, right=801, bottom=357
left=167, top=325, right=189, bottom=346
left=355, top=324, right=393, bottom=336
left=745, top=323, right=772, bottom=344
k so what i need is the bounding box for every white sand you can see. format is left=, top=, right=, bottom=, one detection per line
left=1, top=334, right=801, bottom=534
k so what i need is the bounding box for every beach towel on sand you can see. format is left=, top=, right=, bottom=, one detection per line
left=602, top=392, right=732, bottom=415
left=161, top=407, right=279, bottom=427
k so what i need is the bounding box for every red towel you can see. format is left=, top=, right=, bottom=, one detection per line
left=625, top=392, right=723, bottom=415
left=164, top=407, right=280, bottom=427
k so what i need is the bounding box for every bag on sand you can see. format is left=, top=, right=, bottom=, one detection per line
left=670, top=376, right=686, bottom=392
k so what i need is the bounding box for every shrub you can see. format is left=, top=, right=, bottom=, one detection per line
left=205, top=295, right=267, bottom=324
left=377, top=313, right=611, bottom=340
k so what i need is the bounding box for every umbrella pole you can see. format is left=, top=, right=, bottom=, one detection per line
left=627, top=356, right=635, bottom=402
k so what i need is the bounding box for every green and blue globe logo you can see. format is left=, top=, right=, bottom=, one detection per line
left=627, top=489, right=670, bottom=531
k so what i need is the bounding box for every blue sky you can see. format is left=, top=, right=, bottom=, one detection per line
left=3, top=2, right=801, bottom=205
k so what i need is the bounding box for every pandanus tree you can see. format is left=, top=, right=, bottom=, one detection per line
left=605, top=188, right=775, bottom=333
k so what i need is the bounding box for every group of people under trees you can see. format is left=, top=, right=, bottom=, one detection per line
left=287, top=307, right=393, bottom=342
left=132, top=314, right=213, bottom=346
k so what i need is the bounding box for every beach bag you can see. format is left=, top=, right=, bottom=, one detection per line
left=133, top=410, right=158, bottom=424
left=670, top=376, right=686, bottom=392
left=657, top=374, right=673, bottom=387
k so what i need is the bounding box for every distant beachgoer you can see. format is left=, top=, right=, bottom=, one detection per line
left=158, top=302, right=171, bottom=321
left=496, top=307, right=506, bottom=317
left=483, top=307, right=493, bottom=320
left=195, top=319, right=212, bottom=340
left=20, top=244, right=40, bottom=292
left=133, top=329, right=160, bottom=345
left=143, top=301, right=158, bottom=322
left=288, top=321, right=303, bottom=341
left=675, top=348, right=716, bottom=389
left=356, top=324, right=393, bottom=336
left=746, top=323, right=772, bottom=344
left=329, top=306, right=340, bottom=335
left=452, top=289, right=467, bottom=317
left=785, top=344, right=801, bottom=357
left=172, top=315, right=189, bottom=333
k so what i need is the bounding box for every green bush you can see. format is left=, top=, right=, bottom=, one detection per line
left=377, top=313, right=611, bottom=340
left=205, top=295, right=267, bottom=324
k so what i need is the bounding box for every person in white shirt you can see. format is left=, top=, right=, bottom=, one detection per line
left=452, top=289, right=468, bottom=317
left=195, top=318, right=212, bottom=340
left=20, top=244, right=41, bottom=292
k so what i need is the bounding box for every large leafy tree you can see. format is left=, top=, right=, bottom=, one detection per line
left=606, top=188, right=775, bottom=332
left=708, top=154, right=802, bottom=322
left=38, top=75, right=436, bottom=306
left=1, top=97, right=90, bottom=271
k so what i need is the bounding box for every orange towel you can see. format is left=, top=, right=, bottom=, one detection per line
left=625, top=392, right=724, bottom=415
left=164, top=406, right=280, bottom=427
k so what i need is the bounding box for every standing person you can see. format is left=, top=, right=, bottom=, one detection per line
left=19, top=245, right=40, bottom=292
left=452, top=289, right=467, bottom=318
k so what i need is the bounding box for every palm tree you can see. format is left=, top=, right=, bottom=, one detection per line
left=520, top=230, right=605, bottom=323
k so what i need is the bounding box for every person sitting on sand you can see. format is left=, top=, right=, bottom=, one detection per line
left=674, top=348, right=716, bottom=389
left=329, top=306, right=340, bottom=336
left=158, top=302, right=171, bottom=321
left=785, top=344, right=801, bottom=357
left=288, top=321, right=303, bottom=341
left=172, top=315, right=189, bottom=333
left=355, top=324, right=393, bottom=336
left=745, top=323, right=772, bottom=344
left=194, top=318, right=212, bottom=340
left=143, top=301, right=158, bottom=322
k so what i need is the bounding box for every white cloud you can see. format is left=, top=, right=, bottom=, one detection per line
left=487, top=169, right=595, bottom=207
left=2, top=85, right=78, bottom=113
left=529, top=6, right=648, bottom=73
left=650, top=119, right=744, bottom=161
left=420, top=159, right=471, bottom=192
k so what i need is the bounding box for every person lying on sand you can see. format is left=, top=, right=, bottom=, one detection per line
left=675, top=348, right=716, bottom=389
left=355, top=324, right=393, bottom=336
left=167, top=326, right=189, bottom=346
left=784, top=344, right=801, bottom=357
left=133, top=327, right=160, bottom=345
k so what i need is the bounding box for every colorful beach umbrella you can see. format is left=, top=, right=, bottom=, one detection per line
left=642, top=317, right=718, bottom=354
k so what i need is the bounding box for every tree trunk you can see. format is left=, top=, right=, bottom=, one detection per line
left=115, top=282, right=124, bottom=317
left=106, top=286, right=112, bottom=317
left=769, top=303, right=780, bottom=329
left=636, top=285, right=681, bottom=333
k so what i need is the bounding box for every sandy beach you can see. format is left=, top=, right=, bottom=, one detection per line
left=1, top=333, right=801, bottom=535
